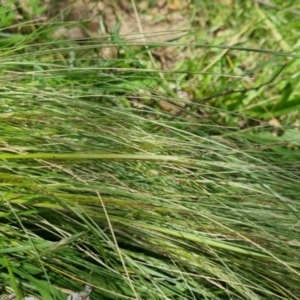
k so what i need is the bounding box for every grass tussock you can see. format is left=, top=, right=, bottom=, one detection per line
left=0, top=1, right=300, bottom=299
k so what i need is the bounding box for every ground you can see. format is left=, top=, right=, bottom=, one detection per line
left=6, top=0, right=300, bottom=133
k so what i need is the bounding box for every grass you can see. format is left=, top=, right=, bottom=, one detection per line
left=0, top=0, right=300, bottom=299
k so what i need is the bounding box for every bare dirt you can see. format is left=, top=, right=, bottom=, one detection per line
left=13, top=0, right=190, bottom=43
left=3, top=0, right=194, bottom=113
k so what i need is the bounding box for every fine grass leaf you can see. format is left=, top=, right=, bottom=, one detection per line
left=3, top=256, right=23, bottom=300
left=247, top=97, right=300, bottom=119
left=0, top=153, right=180, bottom=161
left=272, top=97, right=300, bottom=117
left=281, top=82, right=293, bottom=102
left=8, top=268, right=54, bottom=300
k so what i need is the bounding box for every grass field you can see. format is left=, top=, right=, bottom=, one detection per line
left=0, top=1, right=300, bottom=299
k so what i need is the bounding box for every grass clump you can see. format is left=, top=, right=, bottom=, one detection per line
left=0, top=1, right=300, bottom=299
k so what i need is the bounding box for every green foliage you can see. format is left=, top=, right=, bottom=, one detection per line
left=0, top=1, right=299, bottom=300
